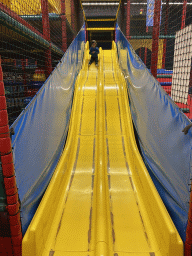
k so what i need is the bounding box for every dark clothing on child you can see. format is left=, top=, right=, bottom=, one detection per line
left=89, top=56, right=98, bottom=65
left=89, top=47, right=99, bottom=65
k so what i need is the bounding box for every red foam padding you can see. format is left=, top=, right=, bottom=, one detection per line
left=7, top=201, right=20, bottom=215
left=0, top=70, right=3, bottom=82
left=7, top=193, right=18, bottom=205
left=188, top=210, right=192, bottom=223
left=9, top=212, right=21, bottom=226
left=5, top=186, right=17, bottom=196
left=4, top=176, right=16, bottom=190
left=0, top=82, right=5, bottom=96
left=11, top=233, right=22, bottom=246
left=186, top=220, right=192, bottom=244
left=0, top=125, right=9, bottom=138
left=0, top=237, right=13, bottom=254
left=188, top=200, right=192, bottom=221
left=12, top=245, right=22, bottom=256
left=0, top=110, right=8, bottom=127
left=0, top=137, right=11, bottom=155
left=185, top=242, right=192, bottom=256
left=2, top=162, right=15, bottom=177
left=0, top=96, right=7, bottom=110
left=0, top=212, right=11, bottom=237
left=1, top=153, right=13, bottom=165
left=10, top=224, right=21, bottom=237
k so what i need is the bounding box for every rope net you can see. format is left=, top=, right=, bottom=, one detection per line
left=117, top=0, right=192, bottom=118
left=1, top=0, right=84, bottom=126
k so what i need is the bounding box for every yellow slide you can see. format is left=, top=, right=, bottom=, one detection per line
left=22, top=42, right=183, bottom=256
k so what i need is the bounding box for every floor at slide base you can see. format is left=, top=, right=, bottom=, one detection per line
left=23, top=48, right=183, bottom=256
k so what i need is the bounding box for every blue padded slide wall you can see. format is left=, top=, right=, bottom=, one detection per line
left=115, top=24, right=192, bottom=242
left=11, top=25, right=85, bottom=234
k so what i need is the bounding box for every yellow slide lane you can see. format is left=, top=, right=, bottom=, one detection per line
left=22, top=42, right=183, bottom=256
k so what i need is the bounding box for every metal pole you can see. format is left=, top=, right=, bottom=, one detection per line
left=41, top=0, right=50, bottom=41
left=126, top=0, right=130, bottom=40
left=121, top=0, right=125, bottom=32
left=139, top=48, right=142, bottom=59
left=181, top=0, right=187, bottom=30
left=162, top=0, right=169, bottom=69
left=45, top=44, right=52, bottom=77
left=71, top=0, right=75, bottom=38
left=144, top=25, right=148, bottom=67
left=21, top=59, right=27, bottom=91
left=151, top=0, right=161, bottom=78
left=41, top=0, right=52, bottom=78
left=76, top=0, right=81, bottom=32
left=123, top=0, right=125, bottom=33
left=61, top=0, right=67, bottom=52
left=144, top=47, right=147, bottom=65
left=86, top=30, right=88, bottom=42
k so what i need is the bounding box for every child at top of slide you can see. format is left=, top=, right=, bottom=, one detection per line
left=89, top=40, right=99, bottom=67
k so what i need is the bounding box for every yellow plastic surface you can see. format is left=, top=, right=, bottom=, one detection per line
left=86, top=19, right=115, bottom=22
left=23, top=42, right=183, bottom=256
left=87, top=28, right=115, bottom=31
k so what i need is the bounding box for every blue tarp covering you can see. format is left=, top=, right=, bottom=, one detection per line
left=115, top=23, right=192, bottom=242
left=11, top=25, right=86, bottom=234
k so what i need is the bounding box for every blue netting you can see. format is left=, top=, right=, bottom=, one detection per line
left=115, top=23, right=192, bottom=242
left=11, top=24, right=86, bottom=234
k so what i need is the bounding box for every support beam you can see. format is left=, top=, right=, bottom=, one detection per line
left=151, top=0, right=161, bottom=78
left=181, top=0, right=187, bottom=30
left=126, top=0, right=130, bottom=40
left=162, top=0, right=169, bottom=69
left=144, top=47, right=147, bottom=65
left=71, top=0, right=76, bottom=36
left=41, top=0, right=52, bottom=77
left=61, top=0, right=67, bottom=52
left=121, top=0, right=125, bottom=32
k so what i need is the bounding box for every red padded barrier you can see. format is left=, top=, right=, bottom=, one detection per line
left=0, top=82, right=5, bottom=96
left=7, top=193, right=18, bottom=205
left=0, top=96, right=7, bottom=110
left=2, top=162, right=15, bottom=177
left=10, top=224, right=21, bottom=237
left=9, top=212, right=21, bottom=226
left=4, top=176, right=16, bottom=190
left=12, top=233, right=22, bottom=246
left=13, top=245, right=22, bottom=256
left=5, top=186, right=18, bottom=196
left=0, top=125, right=9, bottom=138
left=0, top=69, right=2, bottom=82
left=186, top=220, right=192, bottom=244
left=0, top=212, right=11, bottom=236
left=0, top=237, right=13, bottom=254
left=0, top=56, right=22, bottom=256
left=1, top=153, right=13, bottom=165
left=7, top=201, right=20, bottom=216
left=0, top=110, right=9, bottom=127
left=0, top=137, right=12, bottom=154
left=185, top=242, right=192, bottom=256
